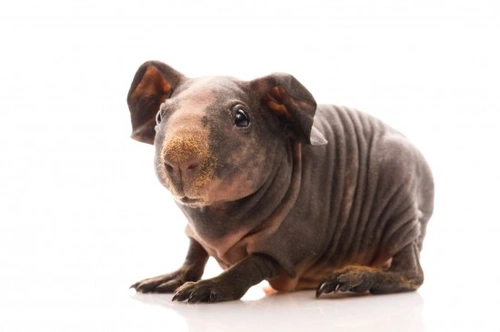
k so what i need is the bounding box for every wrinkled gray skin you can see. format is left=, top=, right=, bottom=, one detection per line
left=127, top=61, right=434, bottom=303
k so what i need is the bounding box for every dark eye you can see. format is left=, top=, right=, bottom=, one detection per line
left=155, top=109, right=162, bottom=125
left=234, top=108, right=250, bottom=127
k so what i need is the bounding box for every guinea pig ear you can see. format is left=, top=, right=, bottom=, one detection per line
left=127, top=61, right=185, bottom=144
left=251, top=73, right=327, bottom=146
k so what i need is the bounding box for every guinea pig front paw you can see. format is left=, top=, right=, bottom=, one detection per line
left=130, top=271, right=186, bottom=293
left=172, top=278, right=244, bottom=303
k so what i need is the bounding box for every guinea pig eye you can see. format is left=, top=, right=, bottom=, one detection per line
left=155, top=109, right=162, bottom=125
left=234, top=108, right=250, bottom=127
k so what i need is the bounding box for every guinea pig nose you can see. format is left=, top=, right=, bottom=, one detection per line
left=164, top=161, right=175, bottom=173
left=164, top=156, right=200, bottom=176
left=186, top=160, right=200, bottom=171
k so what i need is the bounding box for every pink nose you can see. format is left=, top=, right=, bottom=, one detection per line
left=164, top=156, right=200, bottom=180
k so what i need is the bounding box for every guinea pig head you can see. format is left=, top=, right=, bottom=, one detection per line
left=127, top=61, right=326, bottom=208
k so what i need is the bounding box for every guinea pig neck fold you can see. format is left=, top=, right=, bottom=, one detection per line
left=244, top=141, right=302, bottom=238
left=182, top=141, right=303, bottom=267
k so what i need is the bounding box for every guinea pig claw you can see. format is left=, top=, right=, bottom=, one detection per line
left=316, top=280, right=343, bottom=298
left=315, top=282, right=329, bottom=298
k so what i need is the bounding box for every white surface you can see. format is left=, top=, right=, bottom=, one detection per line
left=1, top=0, right=499, bottom=331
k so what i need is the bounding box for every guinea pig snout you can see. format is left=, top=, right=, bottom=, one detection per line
left=160, top=134, right=216, bottom=193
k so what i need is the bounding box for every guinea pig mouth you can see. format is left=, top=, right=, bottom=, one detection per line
left=178, top=196, right=203, bottom=206
left=162, top=169, right=214, bottom=206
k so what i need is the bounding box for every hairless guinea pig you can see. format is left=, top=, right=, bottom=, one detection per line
left=127, top=61, right=434, bottom=303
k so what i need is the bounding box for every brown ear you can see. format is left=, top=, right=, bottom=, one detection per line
left=251, top=73, right=327, bottom=146
left=127, top=61, right=184, bottom=144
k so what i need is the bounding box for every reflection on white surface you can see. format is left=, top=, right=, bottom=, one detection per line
left=132, top=290, right=424, bottom=332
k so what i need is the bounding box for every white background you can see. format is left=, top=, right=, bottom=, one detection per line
left=1, top=0, right=499, bottom=331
